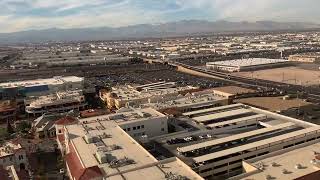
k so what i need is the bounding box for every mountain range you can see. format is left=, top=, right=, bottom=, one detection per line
left=1, top=20, right=320, bottom=44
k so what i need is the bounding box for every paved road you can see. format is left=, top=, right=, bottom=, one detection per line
left=169, top=61, right=320, bottom=103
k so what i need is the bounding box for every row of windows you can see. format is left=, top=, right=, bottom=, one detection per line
left=123, top=125, right=145, bottom=132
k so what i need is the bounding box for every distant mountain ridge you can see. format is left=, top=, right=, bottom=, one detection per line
left=0, top=20, right=319, bottom=44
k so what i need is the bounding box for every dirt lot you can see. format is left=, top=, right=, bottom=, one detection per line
left=235, top=96, right=311, bottom=112
left=234, top=66, right=320, bottom=86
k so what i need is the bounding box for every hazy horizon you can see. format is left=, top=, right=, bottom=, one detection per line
left=0, top=0, right=320, bottom=33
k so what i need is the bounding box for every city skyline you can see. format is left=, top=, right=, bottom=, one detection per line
left=0, top=0, right=319, bottom=33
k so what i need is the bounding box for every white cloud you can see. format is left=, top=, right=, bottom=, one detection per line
left=0, top=0, right=319, bottom=33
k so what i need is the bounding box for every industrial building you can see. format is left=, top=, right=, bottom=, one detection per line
left=154, top=103, right=320, bottom=179
left=59, top=108, right=203, bottom=180
left=100, top=82, right=198, bottom=109
left=206, top=58, right=290, bottom=72
left=289, top=53, right=320, bottom=63
left=0, top=76, right=84, bottom=100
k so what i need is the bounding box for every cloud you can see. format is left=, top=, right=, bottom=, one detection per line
left=0, top=0, right=319, bottom=33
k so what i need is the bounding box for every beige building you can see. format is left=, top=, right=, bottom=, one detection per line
left=231, top=143, right=320, bottom=180
left=100, top=82, right=197, bottom=109
left=289, top=53, right=320, bottom=63
left=0, top=142, right=28, bottom=172
left=60, top=110, right=203, bottom=180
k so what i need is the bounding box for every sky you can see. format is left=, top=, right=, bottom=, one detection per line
left=0, top=0, right=319, bottom=33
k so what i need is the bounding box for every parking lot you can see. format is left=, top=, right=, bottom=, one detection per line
left=93, top=68, right=225, bottom=89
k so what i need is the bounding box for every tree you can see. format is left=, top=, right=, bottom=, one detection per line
left=16, top=121, right=31, bottom=133
left=7, top=120, right=14, bottom=135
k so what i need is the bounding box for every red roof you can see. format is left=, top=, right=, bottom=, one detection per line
left=65, top=142, right=103, bottom=180
left=80, top=166, right=104, bottom=180
left=57, top=134, right=65, bottom=143
left=55, top=116, right=77, bottom=125
left=0, top=166, right=10, bottom=180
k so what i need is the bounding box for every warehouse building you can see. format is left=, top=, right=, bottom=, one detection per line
left=154, top=104, right=320, bottom=179
left=206, top=58, right=290, bottom=72
left=0, top=76, right=84, bottom=100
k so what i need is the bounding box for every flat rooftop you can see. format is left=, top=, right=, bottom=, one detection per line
left=156, top=104, right=319, bottom=168
left=239, top=143, right=320, bottom=180
left=78, top=107, right=166, bottom=125
left=206, top=58, right=289, bottom=68
left=213, top=86, right=256, bottom=95
left=141, top=91, right=226, bottom=110
left=0, top=76, right=83, bottom=89
left=235, top=96, right=311, bottom=112
left=65, top=112, right=202, bottom=179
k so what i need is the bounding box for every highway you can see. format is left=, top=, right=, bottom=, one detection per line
left=168, top=61, right=320, bottom=102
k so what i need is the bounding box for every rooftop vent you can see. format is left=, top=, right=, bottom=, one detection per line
left=282, top=169, right=291, bottom=174
left=109, top=157, right=136, bottom=168
left=295, top=164, right=303, bottom=169
left=164, top=172, right=189, bottom=180
left=271, top=162, right=280, bottom=167
left=265, top=175, right=274, bottom=180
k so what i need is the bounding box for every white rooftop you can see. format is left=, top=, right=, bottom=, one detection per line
left=206, top=58, right=289, bottom=68
left=240, top=143, right=320, bottom=180
left=0, top=76, right=83, bottom=88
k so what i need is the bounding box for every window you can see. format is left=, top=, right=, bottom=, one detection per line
left=123, top=128, right=127, bottom=132
left=161, top=128, right=165, bottom=131
left=141, top=125, right=145, bottom=129
left=133, top=127, right=136, bottom=130
left=137, top=126, right=140, bottom=129
left=127, top=128, right=131, bottom=131
left=58, top=130, right=62, bottom=133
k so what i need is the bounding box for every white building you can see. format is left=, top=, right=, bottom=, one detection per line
left=206, top=58, right=290, bottom=72
left=79, top=108, right=168, bottom=139
left=59, top=109, right=203, bottom=180
left=0, top=76, right=84, bottom=99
